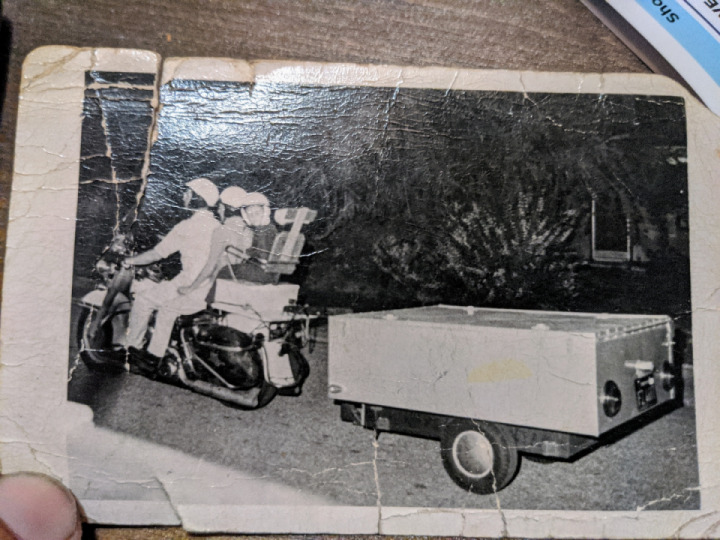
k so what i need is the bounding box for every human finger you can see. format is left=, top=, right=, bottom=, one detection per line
left=0, top=472, right=82, bottom=540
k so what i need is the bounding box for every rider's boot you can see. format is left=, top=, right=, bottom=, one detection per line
left=128, top=347, right=161, bottom=378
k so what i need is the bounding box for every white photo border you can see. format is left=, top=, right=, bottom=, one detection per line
left=2, top=48, right=719, bottom=536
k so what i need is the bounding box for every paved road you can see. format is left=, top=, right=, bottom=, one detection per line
left=68, top=307, right=700, bottom=511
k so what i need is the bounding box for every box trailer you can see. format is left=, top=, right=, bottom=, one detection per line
left=328, top=305, right=680, bottom=493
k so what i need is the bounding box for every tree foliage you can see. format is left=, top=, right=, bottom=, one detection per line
left=373, top=177, right=582, bottom=308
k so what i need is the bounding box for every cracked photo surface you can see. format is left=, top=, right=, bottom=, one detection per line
left=2, top=47, right=720, bottom=537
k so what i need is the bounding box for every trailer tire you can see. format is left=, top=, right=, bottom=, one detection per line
left=441, top=420, right=519, bottom=494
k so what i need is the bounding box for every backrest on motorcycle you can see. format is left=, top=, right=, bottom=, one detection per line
left=263, top=231, right=305, bottom=275
left=273, top=208, right=318, bottom=227
left=212, top=207, right=316, bottom=289
left=264, top=207, right=317, bottom=275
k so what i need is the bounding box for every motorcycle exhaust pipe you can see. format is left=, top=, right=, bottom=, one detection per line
left=174, top=358, right=261, bottom=408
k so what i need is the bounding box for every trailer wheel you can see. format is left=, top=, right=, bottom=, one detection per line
left=440, top=420, right=519, bottom=494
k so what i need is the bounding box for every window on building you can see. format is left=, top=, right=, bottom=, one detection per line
left=591, top=195, right=630, bottom=263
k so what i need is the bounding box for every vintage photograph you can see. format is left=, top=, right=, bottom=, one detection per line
left=66, top=60, right=698, bottom=512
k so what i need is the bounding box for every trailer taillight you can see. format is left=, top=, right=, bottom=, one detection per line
left=601, top=381, right=622, bottom=417
left=660, top=361, right=676, bottom=392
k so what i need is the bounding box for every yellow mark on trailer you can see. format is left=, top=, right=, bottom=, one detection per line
left=467, top=358, right=533, bottom=383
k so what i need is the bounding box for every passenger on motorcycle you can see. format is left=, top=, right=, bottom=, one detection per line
left=225, top=191, right=279, bottom=284
left=177, top=190, right=279, bottom=296
left=120, top=177, right=221, bottom=371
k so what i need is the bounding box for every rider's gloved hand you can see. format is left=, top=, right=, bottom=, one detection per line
left=0, top=472, right=83, bottom=540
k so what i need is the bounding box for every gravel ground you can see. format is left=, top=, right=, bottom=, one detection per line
left=69, top=319, right=699, bottom=511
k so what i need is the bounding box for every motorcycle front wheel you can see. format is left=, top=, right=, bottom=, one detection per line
left=77, top=306, right=127, bottom=374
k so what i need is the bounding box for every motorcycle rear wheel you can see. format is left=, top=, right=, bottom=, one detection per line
left=184, top=327, right=279, bottom=410
left=77, top=306, right=127, bottom=374
left=218, top=348, right=278, bottom=410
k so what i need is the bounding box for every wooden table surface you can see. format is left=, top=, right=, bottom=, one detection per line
left=0, top=1, right=648, bottom=538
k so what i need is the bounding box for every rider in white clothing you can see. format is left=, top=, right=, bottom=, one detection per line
left=121, top=177, right=220, bottom=363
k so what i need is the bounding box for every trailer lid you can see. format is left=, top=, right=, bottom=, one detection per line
left=336, top=305, right=670, bottom=336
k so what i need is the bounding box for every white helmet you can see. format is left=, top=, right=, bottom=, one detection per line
left=240, top=192, right=271, bottom=226
left=241, top=192, right=270, bottom=208
left=185, top=177, right=219, bottom=206
left=220, top=186, right=248, bottom=208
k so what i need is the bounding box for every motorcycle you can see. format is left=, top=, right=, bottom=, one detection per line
left=75, top=208, right=318, bottom=410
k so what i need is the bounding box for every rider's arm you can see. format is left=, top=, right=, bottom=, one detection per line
left=125, top=248, right=163, bottom=267
left=126, top=220, right=187, bottom=267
